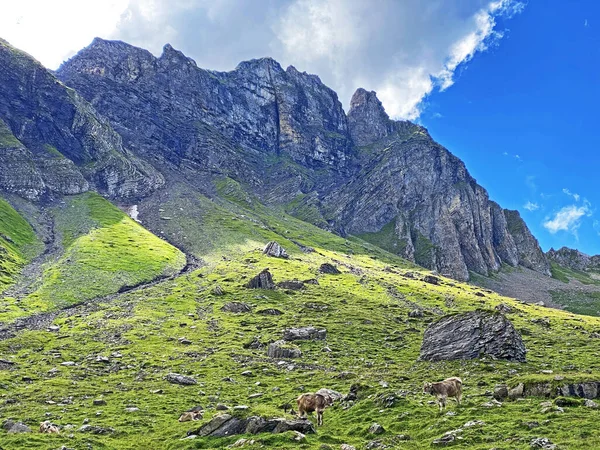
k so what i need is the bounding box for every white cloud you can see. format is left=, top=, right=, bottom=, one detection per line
left=562, top=188, right=580, bottom=202
left=0, top=0, right=524, bottom=120
left=0, top=0, right=129, bottom=68
left=543, top=205, right=590, bottom=235
left=523, top=201, right=539, bottom=211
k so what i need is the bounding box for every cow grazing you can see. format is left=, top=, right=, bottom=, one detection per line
left=178, top=406, right=204, bottom=422
left=423, top=377, right=463, bottom=411
left=39, top=421, right=60, bottom=433
left=296, top=392, right=334, bottom=426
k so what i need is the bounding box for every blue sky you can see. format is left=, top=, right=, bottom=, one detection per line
left=2, top=0, right=597, bottom=255
left=420, top=0, right=600, bottom=255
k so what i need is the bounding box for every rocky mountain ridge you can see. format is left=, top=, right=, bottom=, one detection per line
left=0, top=37, right=550, bottom=281
left=547, top=247, right=600, bottom=272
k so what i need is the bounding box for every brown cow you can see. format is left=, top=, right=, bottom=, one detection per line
left=39, top=421, right=60, bottom=433
left=423, top=377, right=462, bottom=411
left=296, top=392, right=333, bottom=426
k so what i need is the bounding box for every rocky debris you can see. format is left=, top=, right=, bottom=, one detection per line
left=283, top=326, right=327, bottom=341
left=463, top=420, right=485, bottom=428
left=78, top=425, right=114, bottom=434
left=47, top=325, right=60, bottom=332
left=165, top=373, right=197, bottom=385
left=263, top=242, right=289, bottom=259
left=191, top=414, right=315, bottom=437
left=3, top=420, right=31, bottom=433
left=221, top=302, right=252, bottom=313
left=291, top=430, right=306, bottom=442
left=257, top=308, right=283, bottom=316
left=494, top=385, right=509, bottom=400
left=368, top=423, right=385, bottom=435
left=557, top=381, right=600, bottom=399
left=267, top=341, right=302, bottom=359
left=228, top=438, right=256, bottom=447
left=316, top=388, right=344, bottom=404
left=530, top=437, right=557, bottom=449
left=432, top=432, right=456, bottom=446
left=531, top=318, right=551, bottom=328
left=340, top=445, right=356, bottom=450
left=585, top=399, right=598, bottom=408
left=547, top=246, right=600, bottom=272
left=481, top=399, right=503, bottom=408
left=495, top=303, right=514, bottom=314
left=178, top=337, right=192, bottom=345
left=278, top=280, right=305, bottom=290
left=408, top=309, right=424, bottom=318
left=93, top=399, right=106, bottom=406
left=423, top=275, right=440, bottom=285
left=216, top=404, right=229, bottom=411
left=212, top=285, right=224, bottom=296
left=319, top=263, right=341, bottom=275
left=508, top=383, right=525, bottom=400
left=246, top=269, right=275, bottom=289
left=243, top=336, right=264, bottom=350
left=420, top=310, right=526, bottom=362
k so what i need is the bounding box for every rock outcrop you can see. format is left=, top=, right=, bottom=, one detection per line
left=420, top=310, right=526, bottom=362
left=547, top=247, right=600, bottom=272
left=246, top=269, right=275, bottom=289
left=0, top=36, right=547, bottom=282
left=0, top=38, right=163, bottom=200
left=190, top=414, right=315, bottom=438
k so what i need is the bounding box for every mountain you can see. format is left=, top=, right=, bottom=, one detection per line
left=547, top=247, right=600, bottom=272
left=2, top=37, right=600, bottom=450
left=53, top=38, right=548, bottom=282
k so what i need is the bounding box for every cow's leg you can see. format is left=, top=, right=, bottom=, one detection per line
left=456, top=392, right=462, bottom=405
left=316, top=409, right=323, bottom=426
left=439, top=395, right=447, bottom=411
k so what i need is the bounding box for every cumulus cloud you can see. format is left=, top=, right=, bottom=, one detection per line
left=0, top=0, right=524, bottom=120
left=543, top=205, right=590, bottom=235
left=523, top=201, right=539, bottom=211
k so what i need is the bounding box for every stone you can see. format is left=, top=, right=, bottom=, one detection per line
left=78, top=425, right=114, bottom=434
left=432, top=432, right=456, bottom=446
left=408, top=309, right=424, bottom=318
left=283, top=326, right=327, bottom=341
left=319, top=263, right=341, bottom=275
left=191, top=414, right=315, bottom=437
left=495, top=303, right=513, bottom=314
left=4, top=420, right=31, bottom=433
left=420, top=310, right=526, bottom=362
left=165, top=373, right=197, bottom=385
left=277, top=280, right=305, bottom=290
left=47, top=325, right=60, bottom=332
left=216, top=404, right=229, bottom=411
left=212, top=285, right=224, bottom=296
left=368, top=423, right=385, bottom=435
left=93, top=399, right=106, bottom=406
left=267, top=341, right=302, bottom=359
left=221, top=302, right=252, bottom=313
left=340, top=445, right=356, bottom=450
left=493, top=384, right=509, bottom=400
left=257, top=308, right=283, bottom=316
left=530, top=437, right=557, bottom=449
left=585, top=399, right=598, bottom=408
left=508, top=383, right=524, bottom=400
left=246, top=269, right=275, bottom=289
left=263, top=242, right=289, bottom=259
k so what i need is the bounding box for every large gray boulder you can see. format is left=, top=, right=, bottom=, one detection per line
left=191, top=414, right=315, bottom=437
left=263, top=242, right=289, bottom=259
left=246, top=269, right=275, bottom=290
left=283, top=326, right=327, bottom=341
left=419, top=310, right=526, bottom=362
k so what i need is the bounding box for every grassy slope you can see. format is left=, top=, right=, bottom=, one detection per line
left=1, top=196, right=600, bottom=449
left=0, top=198, right=42, bottom=293
left=0, top=193, right=186, bottom=320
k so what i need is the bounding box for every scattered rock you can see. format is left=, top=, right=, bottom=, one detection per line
left=420, top=310, right=526, bottom=362
left=585, top=399, right=598, bottom=408
left=283, top=326, right=327, bottom=341
left=165, top=373, right=197, bottom=385
left=229, top=438, right=256, bottom=448
left=178, top=337, right=192, bottom=345
left=93, top=399, right=106, bottom=406
left=78, top=425, right=114, bottom=434
left=319, top=263, right=341, bottom=275
left=291, top=430, right=306, bottom=442
left=212, top=285, right=224, bottom=296
left=256, top=308, right=283, bottom=316
left=340, top=445, right=356, bottom=450
left=216, top=404, right=229, bottom=411
left=267, top=341, right=302, bottom=359
left=61, top=361, right=76, bottom=366
left=277, top=280, right=305, bottom=290
left=531, top=318, right=551, bottom=328
left=243, top=336, right=264, bottom=349
left=530, top=437, right=557, bottom=449
left=508, top=383, right=524, bottom=400
left=408, top=309, right=424, bottom=318
left=246, top=269, right=275, bottom=289
left=368, top=423, right=384, bottom=435
left=47, top=325, right=60, bottom=332
left=493, top=384, right=509, bottom=400
left=221, top=302, right=252, bottom=313
left=423, top=275, right=440, bottom=285
left=191, top=414, right=315, bottom=437
left=463, top=420, right=485, bottom=428
left=263, top=242, right=289, bottom=259
left=432, top=432, right=456, bottom=446
left=495, top=303, right=513, bottom=314
left=3, top=420, right=31, bottom=433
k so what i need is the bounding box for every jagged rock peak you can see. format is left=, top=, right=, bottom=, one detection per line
left=547, top=246, right=600, bottom=271
left=159, top=43, right=197, bottom=66
left=235, top=57, right=284, bottom=74
left=348, top=88, right=393, bottom=146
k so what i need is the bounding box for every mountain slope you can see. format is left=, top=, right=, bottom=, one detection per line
left=0, top=38, right=163, bottom=201
left=55, top=38, right=549, bottom=282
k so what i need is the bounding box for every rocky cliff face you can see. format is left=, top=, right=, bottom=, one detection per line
left=547, top=247, right=600, bottom=272
left=0, top=38, right=163, bottom=200
left=0, top=37, right=551, bottom=281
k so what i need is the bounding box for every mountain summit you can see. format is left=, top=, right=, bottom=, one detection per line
left=0, top=37, right=550, bottom=281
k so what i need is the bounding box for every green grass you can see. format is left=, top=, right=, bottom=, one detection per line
left=2, top=239, right=600, bottom=449
left=356, top=219, right=408, bottom=256
left=0, top=193, right=186, bottom=319
left=0, top=118, right=21, bottom=148
left=0, top=197, right=41, bottom=292
left=550, top=262, right=600, bottom=286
